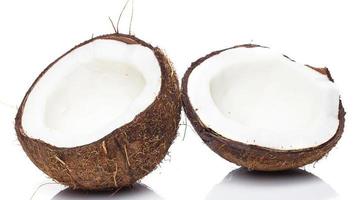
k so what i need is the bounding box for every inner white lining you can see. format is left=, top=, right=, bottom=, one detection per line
left=188, top=47, right=339, bottom=150
left=22, top=39, right=161, bottom=147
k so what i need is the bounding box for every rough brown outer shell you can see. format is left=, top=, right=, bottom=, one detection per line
left=182, top=44, right=345, bottom=171
left=15, top=33, right=181, bottom=190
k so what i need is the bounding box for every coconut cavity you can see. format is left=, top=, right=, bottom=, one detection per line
left=187, top=47, right=340, bottom=150
left=22, top=39, right=161, bottom=147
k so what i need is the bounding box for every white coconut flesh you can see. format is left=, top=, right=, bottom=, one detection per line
left=22, top=39, right=161, bottom=148
left=188, top=47, right=340, bottom=150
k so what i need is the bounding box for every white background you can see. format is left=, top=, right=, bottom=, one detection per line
left=0, top=0, right=353, bottom=199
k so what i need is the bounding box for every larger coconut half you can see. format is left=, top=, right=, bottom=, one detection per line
left=182, top=44, right=345, bottom=171
left=16, top=34, right=181, bottom=190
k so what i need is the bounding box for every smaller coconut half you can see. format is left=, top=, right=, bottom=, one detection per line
left=15, top=33, right=181, bottom=190
left=182, top=44, right=345, bottom=171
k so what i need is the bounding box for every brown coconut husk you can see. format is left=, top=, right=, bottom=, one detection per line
left=181, top=44, right=345, bottom=171
left=15, top=33, right=181, bottom=190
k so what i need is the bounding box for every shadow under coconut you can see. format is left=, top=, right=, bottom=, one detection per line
left=51, top=183, right=163, bottom=200
left=206, top=168, right=337, bottom=200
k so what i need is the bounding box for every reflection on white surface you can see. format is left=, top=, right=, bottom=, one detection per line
left=206, top=168, right=337, bottom=200
left=51, top=184, right=163, bottom=200
left=30, top=183, right=162, bottom=200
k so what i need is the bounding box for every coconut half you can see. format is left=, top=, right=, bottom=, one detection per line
left=182, top=44, right=345, bottom=171
left=16, top=34, right=181, bottom=190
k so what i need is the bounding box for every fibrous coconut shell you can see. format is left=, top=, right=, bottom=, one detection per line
left=182, top=44, right=345, bottom=171
left=15, top=33, right=181, bottom=190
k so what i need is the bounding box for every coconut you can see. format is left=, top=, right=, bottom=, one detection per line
left=182, top=44, right=345, bottom=171
left=15, top=33, right=181, bottom=190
